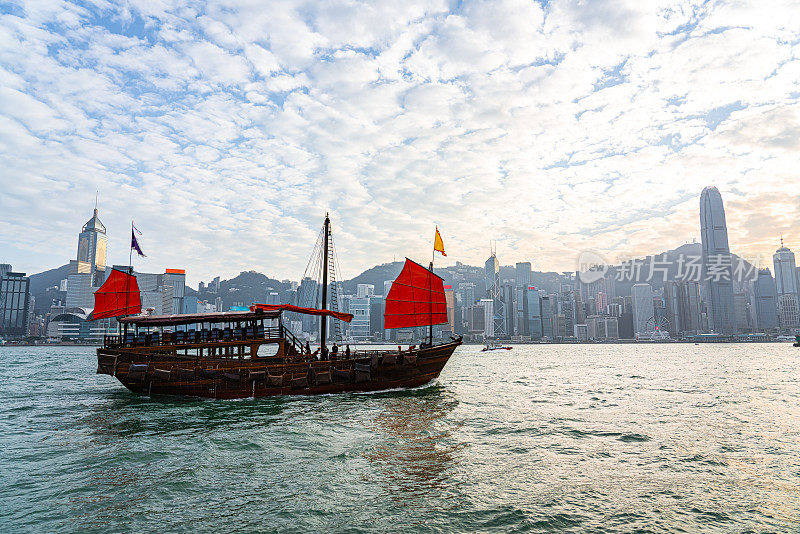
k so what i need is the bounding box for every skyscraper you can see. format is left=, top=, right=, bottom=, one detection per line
left=484, top=254, right=499, bottom=300
left=753, top=269, right=778, bottom=331
left=0, top=270, right=31, bottom=338
left=515, top=262, right=532, bottom=288
left=632, top=283, right=655, bottom=335
left=773, top=241, right=800, bottom=330
left=76, top=207, right=108, bottom=287
left=699, top=187, right=736, bottom=334
left=484, top=253, right=505, bottom=336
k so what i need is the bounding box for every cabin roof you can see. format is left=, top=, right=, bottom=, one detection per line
left=118, top=309, right=281, bottom=327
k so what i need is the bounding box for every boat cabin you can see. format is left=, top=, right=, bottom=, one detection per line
left=102, top=309, right=306, bottom=360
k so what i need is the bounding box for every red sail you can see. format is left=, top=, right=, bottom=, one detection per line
left=250, top=303, right=353, bottom=323
left=92, top=268, right=141, bottom=320
left=384, top=258, right=448, bottom=329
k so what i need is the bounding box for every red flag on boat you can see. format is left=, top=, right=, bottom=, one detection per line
left=92, top=268, right=141, bottom=320
left=384, top=258, right=448, bottom=329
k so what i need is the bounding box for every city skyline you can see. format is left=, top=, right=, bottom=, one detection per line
left=2, top=1, right=800, bottom=284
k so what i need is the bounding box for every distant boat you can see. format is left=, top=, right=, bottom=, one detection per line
left=481, top=343, right=512, bottom=352
left=94, top=215, right=461, bottom=399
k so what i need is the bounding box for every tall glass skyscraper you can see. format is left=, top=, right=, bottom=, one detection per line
left=773, top=242, right=800, bottom=329
left=699, top=187, right=736, bottom=334
left=77, top=208, right=107, bottom=287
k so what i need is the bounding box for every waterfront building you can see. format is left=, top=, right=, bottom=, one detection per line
left=540, top=294, right=553, bottom=339
left=480, top=298, right=494, bottom=338
left=773, top=242, right=800, bottom=330
left=618, top=313, right=634, bottom=339
left=484, top=253, right=505, bottom=336
left=0, top=270, right=31, bottom=338
left=699, top=187, right=736, bottom=333
left=733, top=292, right=750, bottom=332
left=574, top=323, right=588, bottom=341
left=664, top=280, right=703, bottom=337
left=369, top=295, right=385, bottom=339
left=515, top=262, right=532, bottom=288
left=753, top=269, right=779, bottom=331
left=502, top=284, right=515, bottom=336
left=466, top=302, right=486, bottom=336
left=632, top=283, right=655, bottom=335
left=586, top=315, right=619, bottom=340
left=554, top=314, right=567, bottom=339
left=444, top=286, right=455, bottom=335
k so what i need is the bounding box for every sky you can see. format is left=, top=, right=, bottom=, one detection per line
left=1, top=0, right=799, bottom=286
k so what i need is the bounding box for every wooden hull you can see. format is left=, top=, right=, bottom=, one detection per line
left=97, top=342, right=460, bottom=399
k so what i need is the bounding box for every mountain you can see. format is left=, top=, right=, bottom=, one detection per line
left=194, top=270, right=292, bottom=310
left=341, top=261, right=405, bottom=295
left=28, top=264, right=71, bottom=314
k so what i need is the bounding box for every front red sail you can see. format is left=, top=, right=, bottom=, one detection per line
left=92, top=268, right=141, bottom=320
left=384, top=258, right=448, bottom=329
left=250, top=303, right=353, bottom=323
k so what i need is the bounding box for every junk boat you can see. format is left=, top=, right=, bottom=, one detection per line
left=95, top=215, right=461, bottom=399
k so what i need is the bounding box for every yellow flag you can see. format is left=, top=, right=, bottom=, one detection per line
left=434, top=227, right=446, bottom=256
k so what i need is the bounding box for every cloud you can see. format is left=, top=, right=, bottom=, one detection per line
left=1, top=0, right=799, bottom=288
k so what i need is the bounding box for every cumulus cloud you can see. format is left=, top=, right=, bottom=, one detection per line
left=0, top=0, right=799, bottom=286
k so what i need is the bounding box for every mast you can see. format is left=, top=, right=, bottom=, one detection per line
left=428, top=261, right=434, bottom=347
left=320, top=214, right=330, bottom=349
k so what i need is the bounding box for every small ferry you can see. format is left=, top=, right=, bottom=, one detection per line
left=481, top=343, right=512, bottom=352
left=94, top=215, right=461, bottom=399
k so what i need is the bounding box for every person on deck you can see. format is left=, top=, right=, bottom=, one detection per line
left=345, top=345, right=351, bottom=358
left=331, top=343, right=339, bottom=359
left=305, top=341, right=311, bottom=354
left=321, top=345, right=328, bottom=361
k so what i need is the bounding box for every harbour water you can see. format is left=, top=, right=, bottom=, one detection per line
left=2, top=343, right=800, bottom=532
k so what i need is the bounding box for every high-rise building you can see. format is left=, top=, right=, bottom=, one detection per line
left=595, top=292, right=608, bottom=315
left=162, top=269, right=186, bottom=315
left=356, top=284, right=374, bottom=298
left=457, top=282, right=475, bottom=307
left=752, top=269, right=778, bottom=331
left=443, top=286, right=455, bottom=335
left=773, top=241, right=800, bottom=330
left=515, top=262, right=532, bottom=288
left=586, top=315, right=619, bottom=340
left=664, top=280, right=703, bottom=336
left=632, top=283, right=655, bottom=335
left=0, top=270, right=31, bottom=338
left=76, top=207, right=108, bottom=287
left=540, top=294, right=553, bottom=339
left=484, top=253, right=505, bottom=336
left=485, top=254, right=499, bottom=299
left=699, top=186, right=736, bottom=334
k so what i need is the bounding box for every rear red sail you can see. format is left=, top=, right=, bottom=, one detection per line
left=92, top=268, right=141, bottom=320
left=250, top=303, right=353, bottom=323
left=384, top=258, right=448, bottom=329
